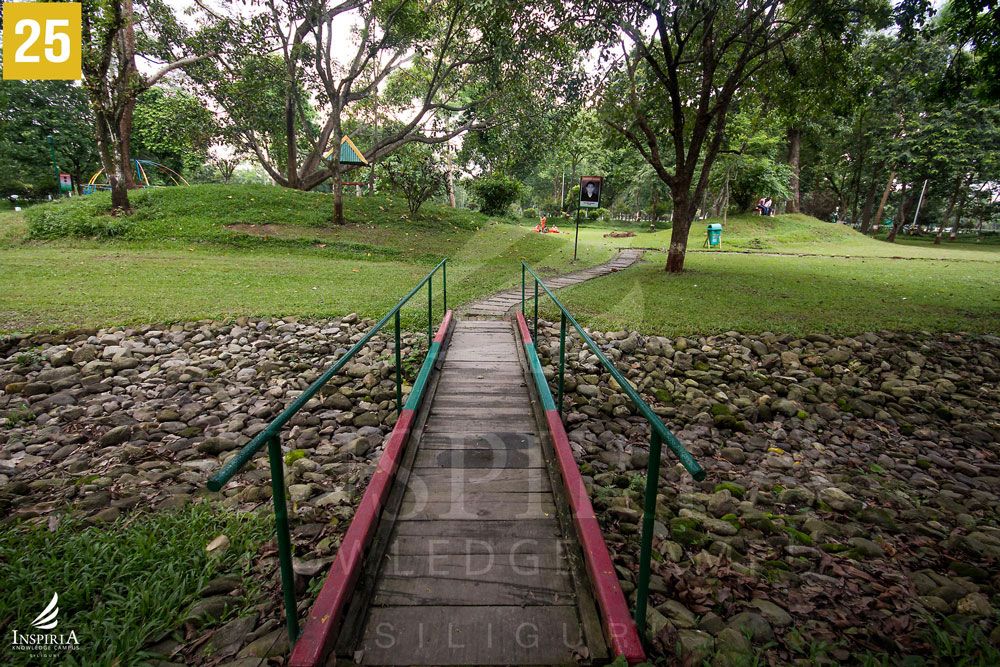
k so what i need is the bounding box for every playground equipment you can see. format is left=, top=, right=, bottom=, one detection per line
left=82, top=159, right=189, bottom=195
left=206, top=257, right=704, bottom=666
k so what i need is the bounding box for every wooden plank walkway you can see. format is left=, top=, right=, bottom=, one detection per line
left=462, top=249, right=643, bottom=318
left=341, top=319, right=608, bottom=665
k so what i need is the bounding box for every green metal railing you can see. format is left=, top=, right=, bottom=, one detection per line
left=206, top=258, right=447, bottom=646
left=520, top=262, right=706, bottom=639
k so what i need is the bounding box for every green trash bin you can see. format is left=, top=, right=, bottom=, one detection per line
left=706, top=223, right=722, bottom=248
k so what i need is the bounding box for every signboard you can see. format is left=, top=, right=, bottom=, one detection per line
left=2, top=2, right=83, bottom=81
left=59, top=172, right=73, bottom=192
left=579, top=176, right=602, bottom=209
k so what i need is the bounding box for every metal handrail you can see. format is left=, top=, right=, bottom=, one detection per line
left=207, top=258, right=447, bottom=646
left=520, top=261, right=705, bottom=640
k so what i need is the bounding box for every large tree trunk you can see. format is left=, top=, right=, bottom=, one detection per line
left=886, top=184, right=912, bottom=243
left=871, top=170, right=895, bottom=235
left=786, top=126, right=801, bottom=213
left=858, top=175, right=880, bottom=235
left=665, top=186, right=693, bottom=273
left=333, top=160, right=344, bottom=224
left=95, top=108, right=131, bottom=211
left=445, top=145, right=456, bottom=208
left=936, top=175, right=963, bottom=245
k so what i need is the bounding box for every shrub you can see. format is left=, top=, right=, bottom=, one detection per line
left=26, top=195, right=134, bottom=239
left=377, top=144, right=446, bottom=217
left=470, top=174, right=521, bottom=216
left=523, top=207, right=537, bottom=220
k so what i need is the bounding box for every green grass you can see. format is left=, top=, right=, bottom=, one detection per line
left=3, top=187, right=998, bottom=336
left=566, top=213, right=1000, bottom=262
left=0, top=503, right=270, bottom=666
left=1, top=185, right=615, bottom=332
left=544, top=250, right=1000, bottom=336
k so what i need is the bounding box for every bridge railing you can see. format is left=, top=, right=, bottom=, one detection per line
left=206, top=258, right=447, bottom=647
left=520, top=261, right=705, bottom=639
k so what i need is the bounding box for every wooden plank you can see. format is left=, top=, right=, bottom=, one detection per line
left=372, top=575, right=575, bottom=606
left=402, top=489, right=552, bottom=503
left=418, top=432, right=536, bottom=449
left=358, top=606, right=587, bottom=665
left=386, top=535, right=569, bottom=556
left=404, top=469, right=552, bottom=493
left=392, top=519, right=560, bottom=539
left=430, top=397, right=532, bottom=409
left=379, top=553, right=568, bottom=578
left=412, top=447, right=544, bottom=469
left=428, top=406, right=533, bottom=419
left=395, top=496, right=556, bottom=520
left=422, top=420, right=540, bottom=434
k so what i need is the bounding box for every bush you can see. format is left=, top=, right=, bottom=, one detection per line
left=26, top=195, right=134, bottom=239
left=523, top=207, right=537, bottom=219
left=470, top=174, right=521, bottom=216
left=378, top=144, right=446, bottom=217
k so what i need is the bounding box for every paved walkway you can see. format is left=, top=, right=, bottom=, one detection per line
left=462, top=249, right=643, bottom=318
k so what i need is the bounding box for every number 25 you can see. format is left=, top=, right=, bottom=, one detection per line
left=14, top=19, right=72, bottom=64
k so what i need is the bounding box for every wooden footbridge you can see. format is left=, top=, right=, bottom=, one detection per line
left=208, top=254, right=704, bottom=666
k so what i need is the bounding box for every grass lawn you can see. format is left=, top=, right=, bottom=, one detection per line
left=559, top=213, right=1000, bottom=263
left=0, top=186, right=615, bottom=332
left=0, top=504, right=269, bottom=666
left=3, top=186, right=998, bottom=336
left=542, top=250, right=1000, bottom=336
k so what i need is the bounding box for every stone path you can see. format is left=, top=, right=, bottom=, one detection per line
left=462, top=248, right=643, bottom=318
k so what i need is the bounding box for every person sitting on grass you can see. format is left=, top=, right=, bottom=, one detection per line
left=534, top=215, right=547, bottom=233
left=755, top=197, right=766, bottom=216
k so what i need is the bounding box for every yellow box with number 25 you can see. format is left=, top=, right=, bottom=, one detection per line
left=3, top=2, right=82, bottom=80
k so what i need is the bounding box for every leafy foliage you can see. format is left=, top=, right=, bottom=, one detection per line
left=0, top=81, right=99, bottom=197
left=470, top=173, right=521, bottom=216
left=132, top=87, right=216, bottom=175
left=0, top=504, right=269, bottom=666
left=378, top=144, right=447, bottom=217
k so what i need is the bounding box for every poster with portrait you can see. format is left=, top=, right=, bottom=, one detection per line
left=579, top=176, right=603, bottom=208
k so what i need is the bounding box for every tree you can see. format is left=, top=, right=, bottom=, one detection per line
left=81, top=0, right=208, bottom=211
left=379, top=144, right=446, bottom=216
left=192, top=0, right=575, bottom=223
left=0, top=81, right=100, bottom=196
left=132, top=87, right=216, bottom=175
left=599, top=0, right=871, bottom=272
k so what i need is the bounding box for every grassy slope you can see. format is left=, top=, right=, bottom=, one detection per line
left=0, top=186, right=615, bottom=332
left=563, top=213, right=1000, bottom=262
left=547, top=252, right=1000, bottom=336
left=3, top=190, right=998, bottom=336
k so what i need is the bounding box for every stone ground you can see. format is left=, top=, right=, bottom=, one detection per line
left=0, top=316, right=421, bottom=665
left=533, top=323, right=1000, bottom=665
left=3, top=318, right=1000, bottom=665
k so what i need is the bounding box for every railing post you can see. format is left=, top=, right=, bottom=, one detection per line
left=521, top=263, right=525, bottom=315
left=427, top=278, right=432, bottom=343
left=533, top=278, right=539, bottom=342
left=394, top=310, right=402, bottom=415
left=442, top=260, right=447, bottom=313
left=558, top=311, right=566, bottom=414
left=634, top=430, right=663, bottom=639
left=267, top=434, right=300, bottom=645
